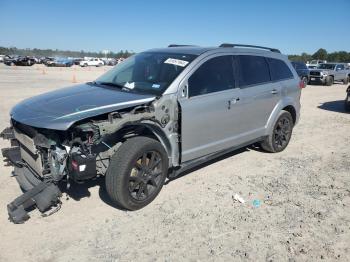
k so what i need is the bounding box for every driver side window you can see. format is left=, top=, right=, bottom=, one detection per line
left=188, top=56, right=235, bottom=97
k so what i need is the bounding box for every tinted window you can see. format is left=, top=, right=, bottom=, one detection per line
left=294, top=62, right=307, bottom=70
left=188, top=56, right=234, bottom=97
left=237, top=55, right=270, bottom=87
left=268, top=58, right=293, bottom=81
left=336, top=64, right=345, bottom=70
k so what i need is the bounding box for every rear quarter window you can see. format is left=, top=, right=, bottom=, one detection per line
left=268, top=58, right=294, bottom=81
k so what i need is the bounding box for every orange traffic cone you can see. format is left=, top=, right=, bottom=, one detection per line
left=72, top=74, right=77, bottom=83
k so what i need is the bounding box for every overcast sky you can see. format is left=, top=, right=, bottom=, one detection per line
left=0, top=0, right=349, bottom=54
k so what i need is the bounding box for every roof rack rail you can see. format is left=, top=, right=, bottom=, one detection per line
left=219, top=43, right=281, bottom=53
left=168, top=44, right=196, bottom=48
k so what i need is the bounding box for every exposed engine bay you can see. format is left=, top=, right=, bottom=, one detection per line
left=1, top=95, right=180, bottom=223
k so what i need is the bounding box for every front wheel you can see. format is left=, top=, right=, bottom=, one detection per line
left=260, top=110, right=294, bottom=153
left=325, top=76, right=334, bottom=86
left=106, top=136, right=168, bottom=210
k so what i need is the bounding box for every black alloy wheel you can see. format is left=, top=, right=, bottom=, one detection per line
left=106, top=136, right=168, bottom=210
left=128, top=150, right=163, bottom=201
left=273, top=116, right=292, bottom=150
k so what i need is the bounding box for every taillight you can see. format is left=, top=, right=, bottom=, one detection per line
left=71, top=160, right=78, bottom=171
left=299, top=80, right=305, bottom=89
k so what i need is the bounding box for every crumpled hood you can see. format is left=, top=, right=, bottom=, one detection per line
left=10, top=83, right=155, bottom=130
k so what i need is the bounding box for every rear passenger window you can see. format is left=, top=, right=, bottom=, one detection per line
left=237, top=55, right=270, bottom=87
left=268, top=58, right=293, bottom=81
left=188, top=56, right=234, bottom=97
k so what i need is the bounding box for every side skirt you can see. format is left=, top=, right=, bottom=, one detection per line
left=168, top=137, right=265, bottom=179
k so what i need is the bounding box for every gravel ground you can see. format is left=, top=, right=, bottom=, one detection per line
left=0, top=64, right=349, bottom=261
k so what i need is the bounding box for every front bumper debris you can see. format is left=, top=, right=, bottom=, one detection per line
left=1, top=127, right=62, bottom=223
left=7, top=181, right=61, bottom=224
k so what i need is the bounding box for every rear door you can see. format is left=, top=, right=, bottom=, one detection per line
left=335, top=64, right=345, bottom=81
left=234, top=55, right=281, bottom=135
left=178, top=55, right=242, bottom=162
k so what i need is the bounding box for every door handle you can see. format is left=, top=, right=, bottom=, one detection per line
left=271, top=89, right=278, bottom=94
left=228, top=97, right=240, bottom=109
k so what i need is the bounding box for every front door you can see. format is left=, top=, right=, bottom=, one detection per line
left=178, top=55, right=242, bottom=162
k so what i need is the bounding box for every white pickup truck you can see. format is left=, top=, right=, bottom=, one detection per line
left=79, top=58, right=104, bottom=67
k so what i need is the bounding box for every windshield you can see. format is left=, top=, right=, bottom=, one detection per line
left=96, top=52, right=197, bottom=95
left=318, top=64, right=335, bottom=70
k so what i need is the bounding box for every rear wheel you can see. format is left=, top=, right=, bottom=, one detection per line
left=343, top=77, right=349, bottom=85
left=261, top=111, right=294, bottom=153
left=106, top=136, right=168, bottom=210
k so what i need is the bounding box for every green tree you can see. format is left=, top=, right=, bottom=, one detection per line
left=312, top=48, right=328, bottom=60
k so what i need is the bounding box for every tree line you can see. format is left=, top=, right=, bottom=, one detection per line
left=288, top=48, right=350, bottom=63
left=0, top=46, right=134, bottom=59
left=1, top=46, right=349, bottom=63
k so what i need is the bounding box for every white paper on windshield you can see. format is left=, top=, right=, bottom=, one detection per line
left=164, top=58, right=189, bottom=67
left=124, top=82, right=135, bottom=89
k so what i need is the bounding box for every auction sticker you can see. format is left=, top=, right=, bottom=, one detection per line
left=164, top=58, right=189, bottom=67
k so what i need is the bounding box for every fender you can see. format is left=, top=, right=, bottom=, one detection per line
left=116, top=122, right=178, bottom=168
left=265, top=96, right=300, bottom=136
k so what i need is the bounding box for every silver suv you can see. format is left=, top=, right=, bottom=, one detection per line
left=1, top=43, right=302, bottom=223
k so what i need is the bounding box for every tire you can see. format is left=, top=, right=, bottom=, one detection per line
left=260, top=110, right=294, bottom=153
left=343, top=77, right=349, bottom=85
left=302, top=76, right=308, bottom=87
left=325, top=76, right=334, bottom=86
left=106, top=136, right=168, bottom=210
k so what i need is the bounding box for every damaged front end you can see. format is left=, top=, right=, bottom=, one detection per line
left=1, top=94, right=180, bottom=223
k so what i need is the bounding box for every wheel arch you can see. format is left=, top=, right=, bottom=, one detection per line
left=116, top=123, right=173, bottom=163
left=265, top=98, right=300, bottom=136
left=282, top=105, right=296, bottom=124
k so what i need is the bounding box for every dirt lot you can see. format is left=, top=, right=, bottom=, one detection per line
left=0, top=64, right=349, bottom=261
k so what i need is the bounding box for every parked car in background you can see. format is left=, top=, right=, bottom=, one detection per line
left=291, top=61, right=310, bottom=86
left=73, top=58, right=83, bottom=65
left=1, top=43, right=302, bottom=223
left=105, top=58, right=117, bottom=66
left=0, top=55, right=5, bottom=63
left=306, top=59, right=327, bottom=69
left=47, top=58, right=74, bottom=67
left=42, top=57, right=55, bottom=66
left=308, top=63, right=350, bottom=86
left=4, top=56, right=36, bottom=66
left=345, top=85, right=350, bottom=111
left=79, top=58, right=104, bottom=67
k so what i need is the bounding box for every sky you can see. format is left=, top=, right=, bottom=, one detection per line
left=0, top=0, right=349, bottom=55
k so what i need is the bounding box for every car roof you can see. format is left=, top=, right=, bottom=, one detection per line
left=145, top=46, right=282, bottom=56
left=146, top=46, right=215, bottom=55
